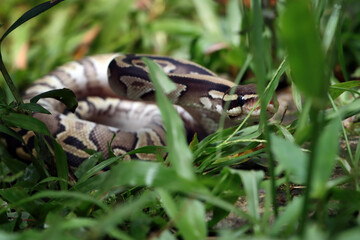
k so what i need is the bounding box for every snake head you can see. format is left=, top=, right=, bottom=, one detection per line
left=222, top=84, right=276, bottom=122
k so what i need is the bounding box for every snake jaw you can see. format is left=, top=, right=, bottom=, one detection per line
left=226, top=106, right=243, bottom=117
left=223, top=84, right=257, bottom=120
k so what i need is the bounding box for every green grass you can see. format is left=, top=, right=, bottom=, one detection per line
left=1, top=0, right=360, bottom=239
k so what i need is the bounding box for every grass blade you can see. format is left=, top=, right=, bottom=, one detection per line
left=143, top=57, right=194, bottom=181
left=230, top=169, right=264, bottom=230
left=311, top=117, right=341, bottom=198
left=52, top=139, right=69, bottom=191
left=279, top=0, right=327, bottom=103
left=271, top=134, right=308, bottom=184
left=157, top=189, right=207, bottom=240
left=2, top=112, right=50, bottom=136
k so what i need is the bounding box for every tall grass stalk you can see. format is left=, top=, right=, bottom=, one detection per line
left=300, top=107, right=325, bottom=232
left=279, top=0, right=332, bottom=233
left=250, top=0, right=278, bottom=216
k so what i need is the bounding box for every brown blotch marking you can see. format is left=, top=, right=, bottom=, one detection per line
left=131, top=81, right=146, bottom=88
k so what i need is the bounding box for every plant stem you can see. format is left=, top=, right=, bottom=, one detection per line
left=261, top=100, right=278, bottom=217
left=0, top=51, right=23, bottom=104
left=299, top=106, right=324, bottom=234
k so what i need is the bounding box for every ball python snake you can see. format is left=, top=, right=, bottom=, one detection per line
left=9, top=53, right=275, bottom=167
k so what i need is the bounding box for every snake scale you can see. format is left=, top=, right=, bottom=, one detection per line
left=8, top=53, right=275, bottom=167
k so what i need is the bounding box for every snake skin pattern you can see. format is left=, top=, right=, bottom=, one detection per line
left=8, top=54, right=275, bottom=167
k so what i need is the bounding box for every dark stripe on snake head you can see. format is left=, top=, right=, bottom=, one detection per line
left=121, top=54, right=216, bottom=76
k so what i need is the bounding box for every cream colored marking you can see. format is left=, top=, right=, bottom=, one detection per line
left=199, top=97, right=212, bottom=110
left=223, top=94, right=238, bottom=101
left=266, top=104, right=276, bottom=114
left=75, top=101, right=91, bottom=118
left=245, top=109, right=261, bottom=116
left=15, top=130, right=36, bottom=160
left=243, top=94, right=258, bottom=100
left=227, top=106, right=242, bottom=116
left=154, top=60, right=176, bottom=73
left=25, top=84, right=58, bottom=96
left=35, top=76, right=64, bottom=89
left=209, top=90, right=225, bottom=99
left=189, top=71, right=200, bottom=75
left=215, top=104, right=223, bottom=114
left=112, top=148, right=131, bottom=161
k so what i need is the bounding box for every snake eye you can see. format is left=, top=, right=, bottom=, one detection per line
left=237, top=96, right=246, bottom=107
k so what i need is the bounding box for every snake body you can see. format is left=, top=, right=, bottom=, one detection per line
left=13, top=54, right=275, bottom=166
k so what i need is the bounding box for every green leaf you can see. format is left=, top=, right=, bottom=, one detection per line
left=263, top=58, right=287, bottom=111
left=157, top=189, right=207, bottom=240
left=229, top=169, right=264, bottom=221
left=336, top=228, right=360, bottom=240
left=30, top=88, right=78, bottom=113
left=143, top=57, right=194, bottom=181
left=77, top=156, right=119, bottom=184
left=126, top=145, right=167, bottom=156
left=337, top=27, right=349, bottom=82
left=322, top=4, right=341, bottom=54
left=89, top=191, right=156, bottom=239
left=279, top=0, right=327, bottom=103
left=0, top=0, right=65, bottom=42
left=329, top=81, right=360, bottom=99
left=0, top=190, right=109, bottom=216
left=355, top=138, right=360, bottom=168
left=271, top=196, right=303, bottom=235
left=52, top=139, right=69, bottom=191
left=0, top=124, right=24, bottom=143
left=0, top=230, right=20, bottom=239
left=18, top=102, right=51, bottom=114
left=207, top=168, right=241, bottom=227
left=2, top=112, right=50, bottom=135
left=0, top=85, right=6, bottom=104
left=311, top=117, right=341, bottom=198
left=103, top=161, right=205, bottom=194
left=191, top=0, right=222, bottom=38
left=0, top=144, right=27, bottom=173
left=0, top=187, right=41, bottom=217
left=270, top=134, right=308, bottom=184
left=226, top=0, right=242, bottom=45
left=326, top=98, right=360, bottom=121
left=155, top=230, right=177, bottom=240
left=291, top=82, right=303, bottom=112
left=74, top=152, right=102, bottom=180
left=151, top=19, right=202, bottom=36
left=304, top=223, right=327, bottom=240
left=72, top=172, right=109, bottom=194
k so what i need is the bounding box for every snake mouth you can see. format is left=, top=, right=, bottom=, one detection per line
left=226, top=106, right=242, bottom=117
left=266, top=100, right=277, bottom=115
left=226, top=100, right=276, bottom=122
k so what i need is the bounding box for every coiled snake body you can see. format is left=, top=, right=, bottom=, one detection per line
left=13, top=54, right=275, bottom=167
